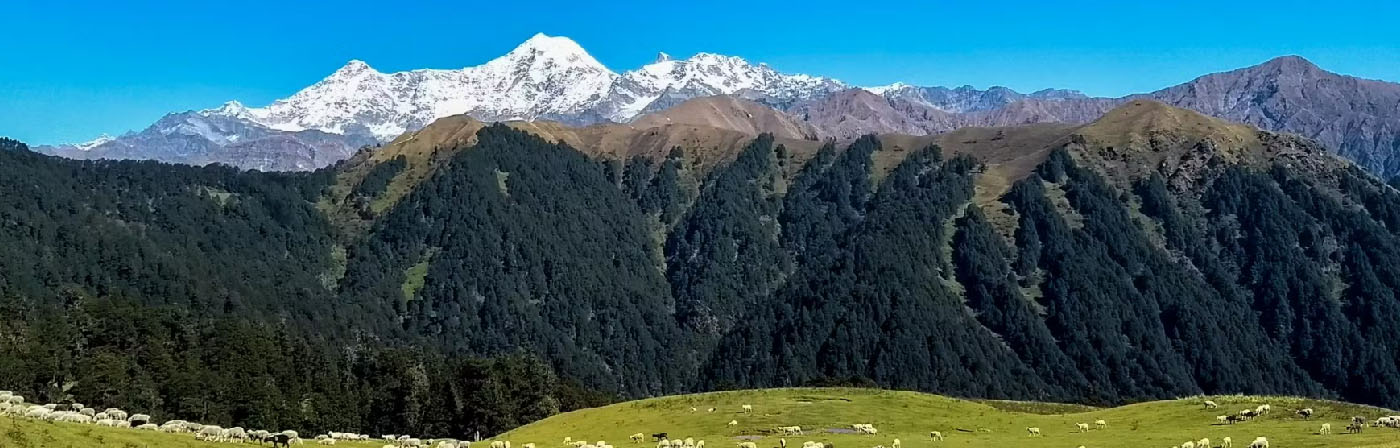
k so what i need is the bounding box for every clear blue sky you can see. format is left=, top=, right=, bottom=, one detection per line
left=3, top=0, right=1398, bottom=144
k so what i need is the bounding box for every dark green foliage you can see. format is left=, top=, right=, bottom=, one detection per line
left=340, top=125, right=681, bottom=396
left=666, top=135, right=790, bottom=336
left=0, top=138, right=607, bottom=439
left=353, top=155, right=407, bottom=198
left=12, top=122, right=1400, bottom=436
left=706, top=143, right=1050, bottom=398
left=953, top=207, right=1089, bottom=401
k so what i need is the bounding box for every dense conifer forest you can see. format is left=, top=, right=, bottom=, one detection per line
left=6, top=110, right=1400, bottom=439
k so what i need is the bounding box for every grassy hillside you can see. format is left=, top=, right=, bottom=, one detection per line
left=3, top=388, right=1398, bottom=447
left=501, top=388, right=1400, bottom=448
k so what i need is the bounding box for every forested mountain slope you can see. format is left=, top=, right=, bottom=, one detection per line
left=7, top=99, right=1400, bottom=440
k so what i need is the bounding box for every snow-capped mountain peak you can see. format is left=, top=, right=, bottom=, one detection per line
left=597, top=50, right=847, bottom=121
left=495, top=33, right=608, bottom=72
left=76, top=134, right=114, bottom=151
left=863, top=82, right=911, bottom=95
left=187, top=33, right=848, bottom=139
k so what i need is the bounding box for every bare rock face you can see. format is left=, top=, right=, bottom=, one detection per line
left=791, top=56, right=1400, bottom=179
left=1146, top=56, right=1400, bottom=177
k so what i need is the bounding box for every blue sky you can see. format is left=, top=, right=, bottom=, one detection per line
left=3, top=0, right=1398, bottom=144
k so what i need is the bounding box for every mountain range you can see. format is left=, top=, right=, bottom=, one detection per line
left=12, top=96, right=1400, bottom=432
left=35, top=35, right=1400, bottom=181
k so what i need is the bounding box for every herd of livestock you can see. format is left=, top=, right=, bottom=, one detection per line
left=3, top=392, right=1400, bottom=448
left=0, top=390, right=466, bottom=447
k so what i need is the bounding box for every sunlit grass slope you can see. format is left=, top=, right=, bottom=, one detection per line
left=500, top=388, right=1400, bottom=448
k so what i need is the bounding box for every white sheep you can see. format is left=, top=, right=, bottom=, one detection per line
left=631, top=433, right=645, bottom=443
left=741, top=404, right=753, bottom=413
left=196, top=425, right=225, bottom=442
left=135, top=423, right=158, bottom=430
left=1075, top=423, right=1089, bottom=432
left=728, top=420, right=738, bottom=426
left=24, top=406, right=50, bottom=419
left=1222, top=436, right=1232, bottom=448
left=1094, top=419, right=1107, bottom=429
left=738, top=442, right=757, bottom=448
left=1181, top=442, right=1195, bottom=448
left=890, top=439, right=899, bottom=448
left=1204, top=400, right=1218, bottom=409
left=1248, top=436, right=1267, bottom=448
left=1026, top=427, right=1040, bottom=437
left=1257, top=404, right=1271, bottom=414
left=658, top=439, right=672, bottom=448
left=1198, top=438, right=1210, bottom=448
left=928, top=431, right=943, bottom=441
left=1319, top=423, right=1331, bottom=434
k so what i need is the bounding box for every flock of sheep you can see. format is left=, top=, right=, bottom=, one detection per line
left=5, top=391, right=1400, bottom=448
left=0, top=389, right=476, bottom=447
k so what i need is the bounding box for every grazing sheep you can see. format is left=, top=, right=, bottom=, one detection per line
left=1026, top=427, right=1040, bottom=437
left=738, top=442, right=758, bottom=448
left=1348, top=421, right=1364, bottom=433
left=728, top=420, right=738, bottom=427
left=1075, top=423, right=1089, bottom=432
left=890, top=439, right=899, bottom=448
left=652, top=434, right=669, bottom=442
left=928, top=431, right=943, bottom=441
left=524, top=443, right=536, bottom=448
left=741, top=405, right=753, bottom=413
left=129, top=413, right=151, bottom=426
left=1257, top=404, right=1270, bottom=414
left=136, top=423, right=158, bottom=430
left=79, top=407, right=95, bottom=417
left=24, top=406, right=50, bottom=419
left=631, top=433, right=645, bottom=443
left=708, top=408, right=716, bottom=413
left=1222, top=436, right=1232, bottom=448
left=1181, top=442, right=1195, bottom=448
left=1248, top=436, right=1267, bottom=448
left=1296, top=408, right=1314, bottom=419
left=692, top=407, right=698, bottom=412
left=1094, top=419, right=1107, bottom=429
left=1319, top=423, right=1332, bottom=435
left=196, top=426, right=224, bottom=442
left=493, top=441, right=508, bottom=448
left=318, top=438, right=338, bottom=446
left=1217, top=415, right=1228, bottom=424
left=225, top=427, right=249, bottom=443
left=659, top=439, right=673, bottom=448
left=1198, top=438, right=1210, bottom=448
left=1204, top=400, right=1218, bottom=409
